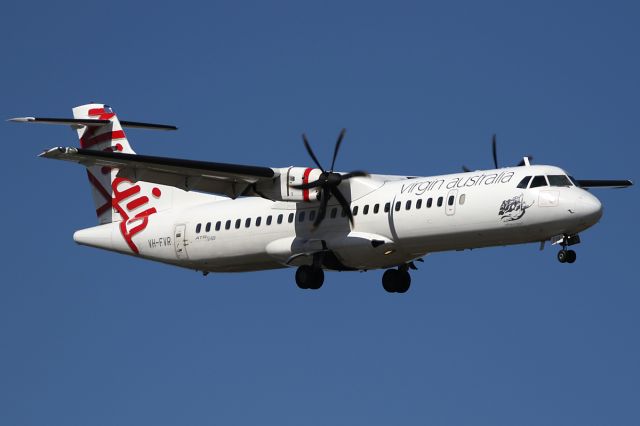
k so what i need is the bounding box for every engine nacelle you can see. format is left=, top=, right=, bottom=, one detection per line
left=278, top=167, right=323, bottom=202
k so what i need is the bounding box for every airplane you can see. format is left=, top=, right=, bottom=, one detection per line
left=11, top=103, right=633, bottom=293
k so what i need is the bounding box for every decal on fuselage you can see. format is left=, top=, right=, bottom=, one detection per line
left=401, top=171, right=515, bottom=196
left=498, top=194, right=533, bottom=222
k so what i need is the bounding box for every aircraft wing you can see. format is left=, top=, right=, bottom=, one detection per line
left=40, top=147, right=278, bottom=199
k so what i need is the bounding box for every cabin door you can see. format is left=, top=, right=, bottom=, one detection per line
left=445, top=189, right=458, bottom=216
left=174, top=224, right=189, bottom=260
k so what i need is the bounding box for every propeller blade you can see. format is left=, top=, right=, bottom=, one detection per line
left=313, top=188, right=330, bottom=228
left=302, top=133, right=325, bottom=172
left=330, top=186, right=354, bottom=225
left=291, top=180, right=324, bottom=190
left=492, top=134, right=498, bottom=169
left=341, top=170, right=369, bottom=180
left=330, top=128, right=346, bottom=171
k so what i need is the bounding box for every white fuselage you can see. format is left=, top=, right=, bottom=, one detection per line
left=73, top=165, right=603, bottom=273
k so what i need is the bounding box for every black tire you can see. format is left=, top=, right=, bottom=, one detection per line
left=557, top=250, right=567, bottom=263
left=382, top=269, right=399, bottom=293
left=295, top=265, right=313, bottom=289
left=309, top=268, right=325, bottom=290
left=396, top=270, right=411, bottom=293
left=566, top=250, right=577, bottom=264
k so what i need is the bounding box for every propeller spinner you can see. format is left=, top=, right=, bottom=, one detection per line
left=291, top=129, right=368, bottom=228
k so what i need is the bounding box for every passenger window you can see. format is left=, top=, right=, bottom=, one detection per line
left=205, top=222, right=211, bottom=232
left=277, top=214, right=283, bottom=224
left=373, top=204, right=380, bottom=214
left=196, top=223, right=201, bottom=233
left=517, top=176, right=532, bottom=189
left=448, top=195, right=454, bottom=206
left=426, top=198, right=432, bottom=208
left=341, top=208, right=347, bottom=217
left=266, top=215, right=272, bottom=225
left=235, top=219, right=241, bottom=229
left=353, top=206, right=359, bottom=216
left=384, top=202, right=390, bottom=213
left=363, top=205, right=369, bottom=215
left=225, top=220, right=231, bottom=230
left=459, top=194, right=466, bottom=205
left=437, top=197, right=443, bottom=207
left=309, top=210, right=316, bottom=221
left=405, top=200, right=412, bottom=210
left=256, top=217, right=261, bottom=227
left=416, top=199, right=422, bottom=209
left=395, top=201, right=401, bottom=212
left=215, top=221, right=221, bottom=231
left=548, top=175, right=572, bottom=187
left=288, top=213, right=294, bottom=223
left=330, top=208, right=337, bottom=219
left=298, top=211, right=305, bottom=222
left=530, top=175, right=548, bottom=188
left=245, top=218, right=251, bottom=228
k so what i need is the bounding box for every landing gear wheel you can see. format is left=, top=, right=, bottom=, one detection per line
left=557, top=249, right=577, bottom=264
left=382, top=269, right=399, bottom=293
left=382, top=269, right=411, bottom=293
left=396, top=270, right=411, bottom=293
left=557, top=250, right=568, bottom=263
left=295, top=265, right=324, bottom=290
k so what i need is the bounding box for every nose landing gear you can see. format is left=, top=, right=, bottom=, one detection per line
left=555, top=234, right=580, bottom=264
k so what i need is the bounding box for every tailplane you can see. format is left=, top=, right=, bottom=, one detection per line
left=11, top=103, right=180, bottom=226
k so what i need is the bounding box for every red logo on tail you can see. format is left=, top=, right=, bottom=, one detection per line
left=111, top=178, right=162, bottom=254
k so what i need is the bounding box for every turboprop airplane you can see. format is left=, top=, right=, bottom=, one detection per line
left=11, top=103, right=633, bottom=293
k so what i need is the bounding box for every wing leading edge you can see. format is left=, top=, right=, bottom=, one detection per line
left=40, top=147, right=278, bottom=199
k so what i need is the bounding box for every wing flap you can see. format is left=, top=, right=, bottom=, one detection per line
left=40, top=147, right=277, bottom=198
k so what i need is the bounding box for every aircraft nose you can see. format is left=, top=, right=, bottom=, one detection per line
left=577, top=192, right=603, bottom=223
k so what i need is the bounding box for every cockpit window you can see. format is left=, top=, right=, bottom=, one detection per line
left=516, top=176, right=532, bottom=189
left=547, top=175, right=572, bottom=187
left=529, top=175, right=548, bottom=188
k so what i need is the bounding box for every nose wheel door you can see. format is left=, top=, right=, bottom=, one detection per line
left=174, top=224, right=189, bottom=260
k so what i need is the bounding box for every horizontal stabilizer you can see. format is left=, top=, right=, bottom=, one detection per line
left=8, top=116, right=177, bottom=131
left=575, top=179, right=633, bottom=189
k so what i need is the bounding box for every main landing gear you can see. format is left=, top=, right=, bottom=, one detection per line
left=556, top=234, right=580, bottom=264
left=295, top=265, right=324, bottom=290
left=382, top=267, right=411, bottom=293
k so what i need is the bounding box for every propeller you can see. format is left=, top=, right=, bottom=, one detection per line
left=291, top=128, right=368, bottom=228
left=462, top=134, right=532, bottom=172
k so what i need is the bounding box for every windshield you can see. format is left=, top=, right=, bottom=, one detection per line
left=547, top=175, right=573, bottom=187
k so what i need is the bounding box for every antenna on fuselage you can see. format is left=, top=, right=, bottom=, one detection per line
left=462, top=134, right=533, bottom=172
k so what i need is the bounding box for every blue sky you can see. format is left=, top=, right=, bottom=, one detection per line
left=1, top=1, right=638, bottom=425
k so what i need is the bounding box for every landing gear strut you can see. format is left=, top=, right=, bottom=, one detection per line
left=295, top=265, right=324, bottom=290
left=382, top=267, right=411, bottom=293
